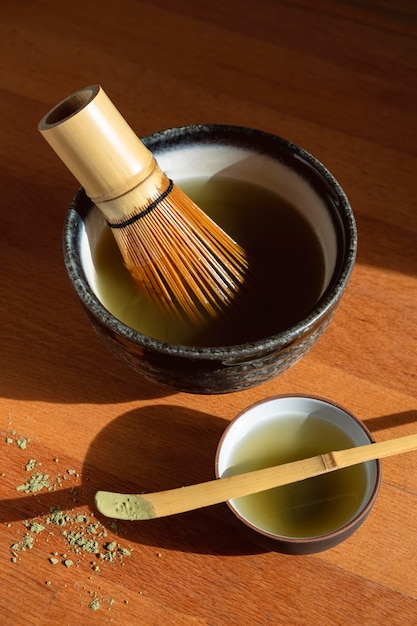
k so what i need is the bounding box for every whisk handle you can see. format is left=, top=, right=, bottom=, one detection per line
left=38, top=85, right=155, bottom=206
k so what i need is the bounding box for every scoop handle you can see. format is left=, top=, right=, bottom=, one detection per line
left=95, top=432, right=417, bottom=520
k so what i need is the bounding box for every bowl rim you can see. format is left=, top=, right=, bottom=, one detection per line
left=63, top=123, right=357, bottom=361
left=214, top=394, right=382, bottom=545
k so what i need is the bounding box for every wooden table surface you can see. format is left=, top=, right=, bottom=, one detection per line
left=1, top=1, right=416, bottom=624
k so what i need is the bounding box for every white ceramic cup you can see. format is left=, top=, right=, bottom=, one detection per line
left=216, top=395, right=381, bottom=553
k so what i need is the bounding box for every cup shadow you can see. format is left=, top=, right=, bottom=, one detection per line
left=3, top=408, right=415, bottom=555
left=1, top=405, right=263, bottom=556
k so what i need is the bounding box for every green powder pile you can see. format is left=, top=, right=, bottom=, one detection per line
left=89, top=597, right=101, bottom=611
left=15, top=471, right=51, bottom=494
left=3, top=430, right=135, bottom=611
left=5, top=432, right=30, bottom=449
left=10, top=533, right=34, bottom=557
left=25, top=459, right=40, bottom=471
left=11, top=504, right=133, bottom=568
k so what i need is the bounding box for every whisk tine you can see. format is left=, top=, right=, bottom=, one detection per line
left=152, top=201, right=243, bottom=295
left=108, top=178, right=249, bottom=323
left=116, top=207, right=246, bottom=324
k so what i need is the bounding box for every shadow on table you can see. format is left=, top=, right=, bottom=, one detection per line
left=82, top=404, right=266, bottom=555
left=0, top=175, right=174, bottom=405
left=2, top=406, right=416, bottom=555
left=1, top=404, right=263, bottom=556
left=363, top=410, right=417, bottom=433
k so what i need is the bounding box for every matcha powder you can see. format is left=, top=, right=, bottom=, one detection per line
left=3, top=435, right=135, bottom=612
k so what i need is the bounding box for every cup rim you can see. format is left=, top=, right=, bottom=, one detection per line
left=215, top=394, right=382, bottom=545
left=63, top=123, right=357, bottom=361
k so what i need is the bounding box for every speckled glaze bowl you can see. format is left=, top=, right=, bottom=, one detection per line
left=216, top=396, right=381, bottom=554
left=63, top=125, right=357, bottom=394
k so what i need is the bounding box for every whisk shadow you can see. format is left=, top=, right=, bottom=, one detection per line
left=363, top=410, right=417, bottom=433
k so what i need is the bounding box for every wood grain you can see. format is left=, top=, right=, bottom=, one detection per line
left=0, top=0, right=416, bottom=624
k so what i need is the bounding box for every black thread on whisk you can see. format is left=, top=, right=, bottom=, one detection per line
left=107, top=179, right=174, bottom=229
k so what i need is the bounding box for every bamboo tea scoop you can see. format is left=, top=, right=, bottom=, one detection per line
left=95, top=432, right=417, bottom=520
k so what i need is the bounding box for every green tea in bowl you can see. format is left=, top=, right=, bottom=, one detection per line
left=94, top=177, right=325, bottom=347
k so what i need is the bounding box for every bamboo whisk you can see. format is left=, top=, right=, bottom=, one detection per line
left=38, top=85, right=249, bottom=324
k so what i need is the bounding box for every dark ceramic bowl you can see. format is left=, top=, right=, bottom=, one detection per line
left=63, top=125, right=357, bottom=394
left=216, top=395, right=381, bottom=554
